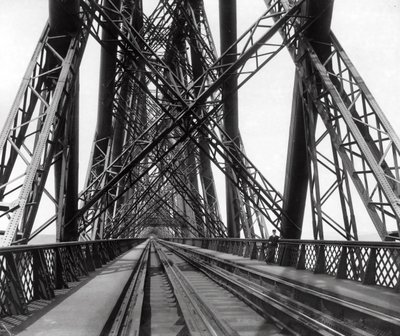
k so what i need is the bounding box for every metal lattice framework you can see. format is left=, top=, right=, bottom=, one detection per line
left=0, top=0, right=399, bottom=245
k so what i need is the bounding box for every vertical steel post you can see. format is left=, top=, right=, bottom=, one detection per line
left=219, top=0, right=240, bottom=237
left=281, top=0, right=334, bottom=239
left=95, top=0, right=120, bottom=159
left=281, top=77, right=308, bottom=239
left=188, top=0, right=221, bottom=236
left=90, top=0, right=121, bottom=239
left=49, top=0, right=80, bottom=242
left=186, top=143, right=203, bottom=235
left=61, top=76, right=80, bottom=241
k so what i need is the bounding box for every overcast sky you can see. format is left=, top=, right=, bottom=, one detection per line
left=0, top=0, right=399, bottom=239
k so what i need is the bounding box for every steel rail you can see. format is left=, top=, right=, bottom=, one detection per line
left=153, top=241, right=237, bottom=336
left=107, top=241, right=150, bottom=336
left=162, top=240, right=400, bottom=335
left=161, top=241, right=380, bottom=336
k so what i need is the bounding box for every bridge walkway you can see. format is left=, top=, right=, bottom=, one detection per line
left=9, top=241, right=148, bottom=336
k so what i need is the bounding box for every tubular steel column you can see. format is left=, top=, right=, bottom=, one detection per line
left=49, top=0, right=80, bottom=242
left=186, top=143, right=204, bottom=235
left=281, top=0, right=333, bottom=239
left=55, top=76, right=80, bottom=242
left=96, top=0, right=120, bottom=160
left=281, top=77, right=307, bottom=239
left=189, top=0, right=222, bottom=237
left=219, top=0, right=240, bottom=237
left=109, top=0, right=143, bottom=226
left=91, top=0, right=120, bottom=239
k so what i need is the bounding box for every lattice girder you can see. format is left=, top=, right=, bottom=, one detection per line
left=0, top=5, right=94, bottom=246
left=2, top=0, right=395, bottom=243
left=270, top=0, right=400, bottom=239
left=73, top=0, right=309, bottom=237
left=85, top=137, right=225, bottom=239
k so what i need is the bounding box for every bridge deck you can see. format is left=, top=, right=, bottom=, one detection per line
left=169, top=241, right=400, bottom=317
left=13, top=241, right=148, bottom=336
left=6, top=239, right=400, bottom=335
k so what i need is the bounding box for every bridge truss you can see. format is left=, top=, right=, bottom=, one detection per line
left=0, top=0, right=399, bottom=245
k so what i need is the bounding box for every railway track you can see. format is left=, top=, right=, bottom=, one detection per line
left=105, top=240, right=287, bottom=335
left=105, top=239, right=395, bottom=336
left=161, top=240, right=400, bottom=336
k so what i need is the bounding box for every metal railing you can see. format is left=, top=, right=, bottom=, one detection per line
left=165, top=238, right=400, bottom=290
left=0, top=238, right=145, bottom=318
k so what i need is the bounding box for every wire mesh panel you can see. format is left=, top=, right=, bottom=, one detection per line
left=346, top=246, right=368, bottom=282
left=42, top=249, right=56, bottom=286
left=0, top=253, right=27, bottom=317
left=324, top=244, right=341, bottom=276
left=0, top=255, right=15, bottom=317
left=304, top=244, right=317, bottom=271
left=376, top=248, right=400, bottom=288
left=17, top=251, right=34, bottom=302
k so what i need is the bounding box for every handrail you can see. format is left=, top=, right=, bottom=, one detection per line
left=0, top=238, right=141, bottom=253
left=165, top=237, right=400, bottom=248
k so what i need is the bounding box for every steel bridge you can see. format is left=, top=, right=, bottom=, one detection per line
left=0, top=0, right=399, bottom=335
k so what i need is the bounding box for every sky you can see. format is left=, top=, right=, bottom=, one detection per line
left=0, top=0, right=399, bottom=240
